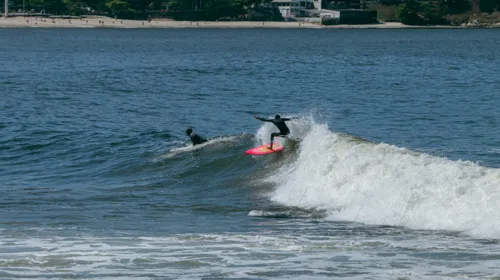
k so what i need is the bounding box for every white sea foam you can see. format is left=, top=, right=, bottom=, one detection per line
left=155, top=135, right=240, bottom=160
left=489, top=148, right=500, bottom=154
left=268, top=122, right=500, bottom=238
left=247, top=209, right=314, bottom=218
left=2, top=231, right=500, bottom=279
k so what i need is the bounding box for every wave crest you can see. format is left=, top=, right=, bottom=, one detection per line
left=267, top=123, right=500, bottom=238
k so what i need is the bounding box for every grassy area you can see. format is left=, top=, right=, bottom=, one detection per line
left=367, top=4, right=400, bottom=22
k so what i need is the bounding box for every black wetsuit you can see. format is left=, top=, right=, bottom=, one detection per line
left=256, top=117, right=292, bottom=144
left=189, top=132, right=207, bottom=145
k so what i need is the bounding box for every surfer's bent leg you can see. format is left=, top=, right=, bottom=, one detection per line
left=270, top=132, right=280, bottom=149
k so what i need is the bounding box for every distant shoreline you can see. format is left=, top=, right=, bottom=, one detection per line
left=1, top=16, right=499, bottom=29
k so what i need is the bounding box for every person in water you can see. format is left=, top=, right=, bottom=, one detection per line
left=254, top=114, right=298, bottom=150
left=186, top=128, right=207, bottom=146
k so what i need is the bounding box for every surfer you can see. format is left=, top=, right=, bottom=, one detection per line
left=254, top=115, right=298, bottom=150
left=186, top=128, right=207, bottom=146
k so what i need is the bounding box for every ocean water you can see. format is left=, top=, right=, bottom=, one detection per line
left=1, top=28, right=500, bottom=279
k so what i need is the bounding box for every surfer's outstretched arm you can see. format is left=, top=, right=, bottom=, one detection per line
left=254, top=116, right=272, bottom=122
left=280, top=117, right=299, bottom=121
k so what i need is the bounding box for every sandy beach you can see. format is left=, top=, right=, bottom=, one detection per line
left=0, top=16, right=319, bottom=28
left=1, top=15, right=499, bottom=29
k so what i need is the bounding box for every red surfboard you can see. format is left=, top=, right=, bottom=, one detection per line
left=245, top=142, right=284, bottom=155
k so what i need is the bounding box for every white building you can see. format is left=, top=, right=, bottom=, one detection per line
left=272, top=0, right=316, bottom=19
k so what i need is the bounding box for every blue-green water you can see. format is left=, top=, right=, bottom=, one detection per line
left=1, top=28, right=500, bottom=279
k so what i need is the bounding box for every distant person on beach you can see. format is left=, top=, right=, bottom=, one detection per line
left=254, top=115, right=298, bottom=150
left=186, top=128, right=207, bottom=146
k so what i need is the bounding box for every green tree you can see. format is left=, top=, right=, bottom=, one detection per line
left=420, top=0, right=446, bottom=24
left=203, top=0, right=245, bottom=19
left=43, top=0, right=68, bottom=14
left=126, top=0, right=152, bottom=12
left=439, top=0, right=470, bottom=14
left=81, top=0, right=108, bottom=11
left=164, top=0, right=192, bottom=10
left=105, top=0, right=130, bottom=12
left=398, top=0, right=424, bottom=25
left=24, top=0, right=46, bottom=12
left=480, top=0, right=500, bottom=12
left=148, top=0, right=164, bottom=10
left=63, top=0, right=87, bottom=14
left=105, top=0, right=142, bottom=17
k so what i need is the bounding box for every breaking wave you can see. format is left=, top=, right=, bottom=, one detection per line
left=260, top=120, right=500, bottom=238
